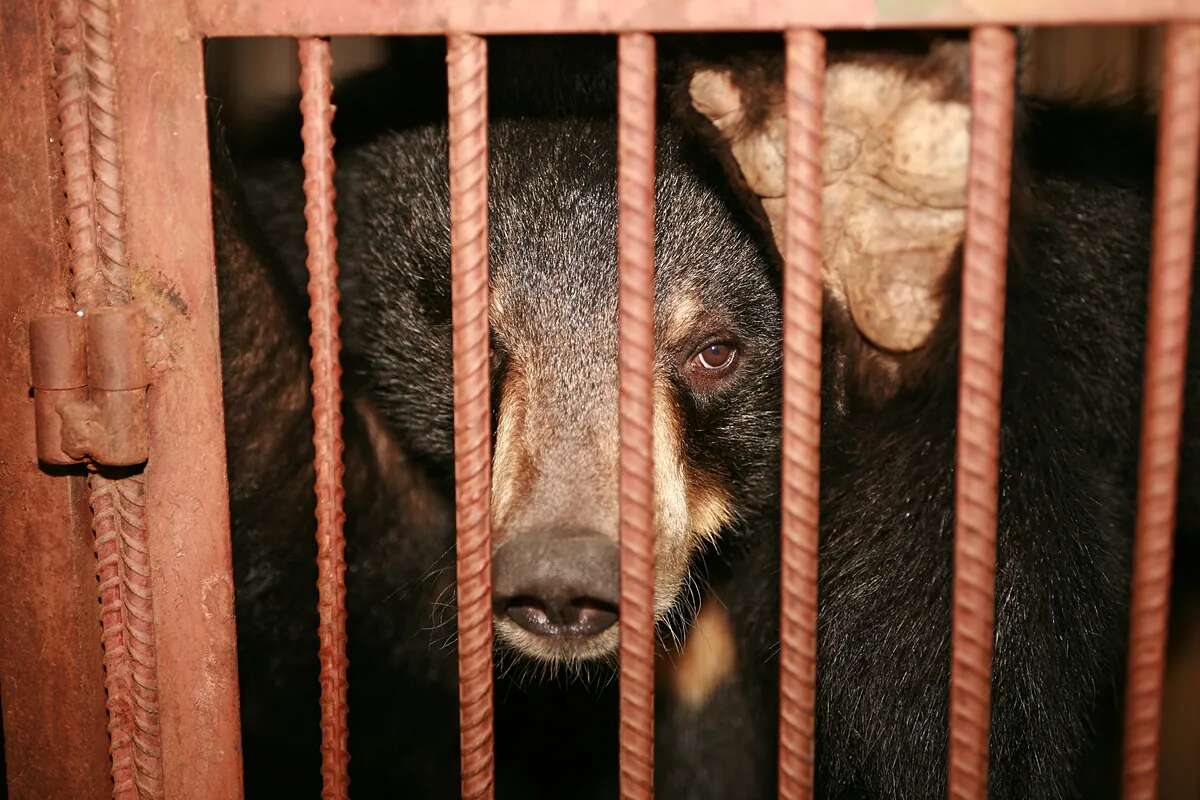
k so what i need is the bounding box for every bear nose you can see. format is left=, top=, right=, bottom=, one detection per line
left=492, top=532, right=620, bottom=638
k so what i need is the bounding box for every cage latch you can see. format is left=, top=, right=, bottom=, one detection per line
left=29, top=307, right=150, bottom=467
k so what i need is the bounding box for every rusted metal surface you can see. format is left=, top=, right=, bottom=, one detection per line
left=52, top=0, right=102, bottom=303
left=86, top=464, right=143, bottom=800
left=617, top=31, right=656, bottom=800
left=31, top=382, right=92, bottom=464
left=0, top=3, right=112, bottom=797
left=30, top=313, right=89, bottom=465
left=947, top=26, right=1016, bottom=800
left=53, top=1, right=144, bottom=787
left=31, top=308, right=151, bottom=467
left=85, top=309, right=151, bottom=466
left=447, top=32, right=496, bottom=800
left=88, top=308, right=150, bottom=390
left=1123, top=22, right=1200, bottom=800
left=78, top=388, right=150, bottom=464
left=53, top=0, right=131, bottom=309
left=297, top=36, right=351, bottom=800
left=778, top=28, right=824, bottom=800
left=115, top=0, right=244, bottom=794
left=75, top=0, right=133, bottom=308
left=29, top=314, right=89, bottom=391
left=91, top=471, right=162, bottom=800
left=187, top=0, right=1200, bottom=37
left=51, top=0, right=165, bottom=795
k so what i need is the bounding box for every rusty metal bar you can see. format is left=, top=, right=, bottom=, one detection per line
left=54, top=3, right=141, bottom=794
left=297, top=36, right=351, bottom=800
left=51, top=0, right=166, bottom=797
left=447, top=32, right=496, bottom=800
left=53, top=0, right=102, bottom=304
left=947, top=26, right=1016, bottom=800
left=778, top=27, right=825, bottom=800
left=91, top=469, right=162, bottom=800
left=1122, top=22, right=1200, bottom=800
left=617, top=31, right=656, bottom=800
left=30, top=308, right=151, bottom=468
left=188, top=0, right=1200, bottom=37
left=0, top=3, right=112, bottom=797
left=76, top=0, right=132, bottom=308
left=29, top=313, right=89, bottom=466
left=115, top=0, right=245, bottom=793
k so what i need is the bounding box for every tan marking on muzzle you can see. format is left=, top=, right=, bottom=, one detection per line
left=661, top=292, right=735, bottom=547
left=658, top=591, right=739, bottom=710
left=356, top=397, right=453, bottom=533
left=651, top=381, right=734, bottom=617
left=490, top=364, right=535, bottom=539
left=651, top=379, right=695, bottom=613
left=687, top=478, right=734, bottom=545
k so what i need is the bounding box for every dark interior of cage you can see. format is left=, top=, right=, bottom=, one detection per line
left=199, top=31, right=1200, bottom=799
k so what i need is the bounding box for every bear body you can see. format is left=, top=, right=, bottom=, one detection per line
left=212, top=35, right=1198, bottom=799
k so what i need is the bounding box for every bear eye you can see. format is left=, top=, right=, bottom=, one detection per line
left=697, top=343, right=736, bottom=370
left=684, top=338, right=739, bottom=390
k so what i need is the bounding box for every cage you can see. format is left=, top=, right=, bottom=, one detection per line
left=0, top=2, right=1197, bottom=799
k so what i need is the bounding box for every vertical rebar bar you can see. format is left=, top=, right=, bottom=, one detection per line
left=447, top=32, right=496, bottom=800
left=298, top=36, right=350, bottom=800
left=947, top=25, right=1016, bottom=800
left=617, top=31, right=657, bottom=800
left=52, top=1, right=164, bottom=797
left=1122, top=21, right=1200, bottom=800
left=778, top=27, right=825, bottom=800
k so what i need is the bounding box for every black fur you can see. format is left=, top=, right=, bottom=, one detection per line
left=211, top=35, right=1198, bottom=799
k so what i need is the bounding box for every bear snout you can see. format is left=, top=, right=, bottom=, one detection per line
left=492, top=532, right=620, bottom=639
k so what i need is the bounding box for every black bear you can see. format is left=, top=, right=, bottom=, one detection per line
left=210, top=32, right=1199, bottom=799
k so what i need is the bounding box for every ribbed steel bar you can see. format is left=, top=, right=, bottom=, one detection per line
left=53, top=0, right=101, bottom=302
left=1122, top=22, right=1200, bottom=800
left=51, top=1, right=164, bottom=797
left=947, top=26, right=1016, bottom=800
left=91, top=473, right=163, bottom=800
left=778, top=28, right=825, bottom=800
left=297, top=36, right=350, bottom=800
left=78, top=0, right=131, bottom=306
left=447, top=32, right=496, bottom=800
left=52, top=5, right=135, bottom=796
left=617, top=31, right=657, bottom=800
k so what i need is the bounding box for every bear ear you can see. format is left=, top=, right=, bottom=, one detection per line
left=684, top=38, right=973, bottom=354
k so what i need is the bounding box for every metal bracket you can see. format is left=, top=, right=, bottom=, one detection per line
left=29, top=307, right=150, bottom=467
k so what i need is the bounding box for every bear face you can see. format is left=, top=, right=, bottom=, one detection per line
left=331, top=113, right=782, bottom=664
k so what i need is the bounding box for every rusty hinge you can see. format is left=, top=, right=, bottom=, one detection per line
left=29, top=307, right=149, bottom=467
